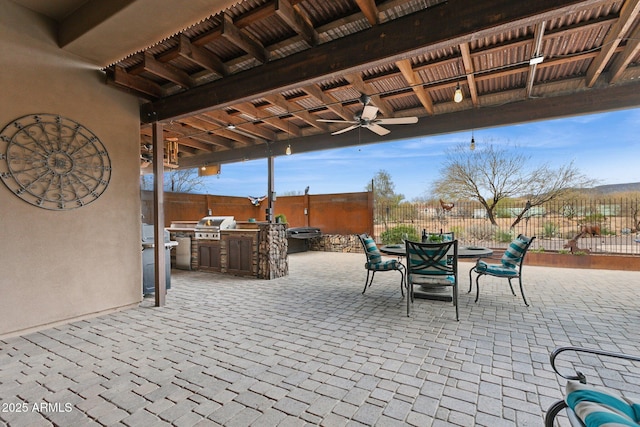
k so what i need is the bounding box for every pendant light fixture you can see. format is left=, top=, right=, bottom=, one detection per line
left=454, top=84, right=463, bottom=103
left=470, top=129, right=476, bottom=151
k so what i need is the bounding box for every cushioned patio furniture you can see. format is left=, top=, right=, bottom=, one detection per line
left=405, top=239, right=459, bottom=319
left=357, top=234, right=405, bottom=297
left=545, top=346, right=640, bottom=427
left=470, top=234, right=535, bottom=306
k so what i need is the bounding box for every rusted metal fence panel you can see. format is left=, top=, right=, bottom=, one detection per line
left=141, top=190, right=374, bottom=235
left=374, top=198, right=640, bottom=255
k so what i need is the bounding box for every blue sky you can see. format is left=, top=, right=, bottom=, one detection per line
left=198, top=107, right=640, bottom=201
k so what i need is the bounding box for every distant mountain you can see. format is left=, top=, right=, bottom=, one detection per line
left=590, top=182, right=640, bottom=194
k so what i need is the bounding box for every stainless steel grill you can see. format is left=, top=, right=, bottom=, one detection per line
left=194, top=216, right=236, bottom=240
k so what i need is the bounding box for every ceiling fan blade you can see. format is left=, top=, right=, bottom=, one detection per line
left=331, top=124, right=360, bottom=135
left=376, top=117, right=419, bottom=125
left=317, top=119, right=358, bottom=124
left=361, top=105, right=378, bottom=121
left=367, top=123, right=391, bottom=136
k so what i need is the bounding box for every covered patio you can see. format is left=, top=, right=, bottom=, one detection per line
left=2, top=252, right=639, bottom=426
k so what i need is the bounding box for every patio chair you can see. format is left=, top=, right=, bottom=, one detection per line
left=470, top=234, right=535, bottom=306
left=357, top=234, right=405, bottom=297
left=545, top=346, right=640, bottom=427
left=405, top=239, right=458, bottom=319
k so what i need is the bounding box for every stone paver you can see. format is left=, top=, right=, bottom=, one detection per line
left=1, top=252, right=639, bottom=426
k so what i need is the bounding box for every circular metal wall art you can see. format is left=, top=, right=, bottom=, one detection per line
left=0, top=114, right=111, bottom=210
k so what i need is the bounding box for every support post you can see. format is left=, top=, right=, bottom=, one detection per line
left=267, top=155, right=275, bottom=223
left=152, top=122, right=166, bottom=307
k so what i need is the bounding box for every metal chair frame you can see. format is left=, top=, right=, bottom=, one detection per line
left=545, top=346, right=640, bottom=427
left=405, top=239, right=458, bottom=319
left=357, top=234, right=405, bottom=297
left=470, top=234, right=536, bottom=306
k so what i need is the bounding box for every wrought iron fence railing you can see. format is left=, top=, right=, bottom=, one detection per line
left=374, top=198, right=640, bottom=255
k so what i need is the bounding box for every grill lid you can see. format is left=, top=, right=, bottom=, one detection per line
left=195, top=216, right=236, bottom=230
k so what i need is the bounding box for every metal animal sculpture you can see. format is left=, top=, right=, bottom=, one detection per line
left=248, top=195, right=267, bottom=206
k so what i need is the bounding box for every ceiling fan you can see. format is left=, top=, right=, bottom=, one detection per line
left=317, top=94, right=418, bottom=136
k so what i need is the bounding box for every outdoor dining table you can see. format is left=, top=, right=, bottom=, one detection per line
left=379, top=243, right=494, bottom=301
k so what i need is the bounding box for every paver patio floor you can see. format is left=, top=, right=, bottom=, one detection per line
left=1, top=251, right=639, bottom=426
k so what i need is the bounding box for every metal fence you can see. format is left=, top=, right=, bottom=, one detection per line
left=374, top=197, right=640, bottom=255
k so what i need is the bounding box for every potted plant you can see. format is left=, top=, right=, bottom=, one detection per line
left=275, top=214, right=287, bottom=224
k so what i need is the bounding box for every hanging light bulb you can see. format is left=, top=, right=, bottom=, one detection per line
left=285, top=144, right=292, bottom=155
left=470, top=137, right=475, bottom=151
left=453, top=84, right=463, bottom=103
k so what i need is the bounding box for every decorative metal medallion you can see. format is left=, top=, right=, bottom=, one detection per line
left=0, top=114, right=111, bottom=210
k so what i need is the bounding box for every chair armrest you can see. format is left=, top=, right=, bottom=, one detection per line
left=549, top=346, right=640, bottom=384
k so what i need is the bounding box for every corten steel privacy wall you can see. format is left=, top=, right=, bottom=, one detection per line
left=140, top=191, right=374, bottom=235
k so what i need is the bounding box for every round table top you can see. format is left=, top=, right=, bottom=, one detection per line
left=380, top=244, right=493, bottom=258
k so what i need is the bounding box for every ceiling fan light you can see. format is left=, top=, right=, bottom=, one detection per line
left=453, top=85, right=463, bottom=103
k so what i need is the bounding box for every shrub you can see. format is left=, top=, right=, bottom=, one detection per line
left=450, top=225, right=464, bottom=239
left=542, top=221, right=559, bottom=238
left=467, top=223, right=498, bottom=240
left=380, top=225, right=419, bottom=244
left=494, top=228, right=514, bottom=243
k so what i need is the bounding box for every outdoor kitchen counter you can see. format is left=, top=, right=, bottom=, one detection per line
left=169, top=224, right=287, bottom=279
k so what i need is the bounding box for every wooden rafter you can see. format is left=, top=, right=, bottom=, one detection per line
left=221, top=12, right=269, bottom=64
left=459, top=43, right=478, bottom=106
left=526, top=21, right=547, bottom=97
left=608, top=21, right=640, bottom=83
left=178, top=35, right=229, bottom=77
left=263, top=93, right=328, bottom=131
left=344, top=73, right=393, bottom=117
left=143, top=52, right=194, bottom=89
left=234, top=102, right=301, bottom=136
left=301, top=85, right=353, bottom=121
left=355, top=0, right=380, bottom=26
left=395, top=59, right=434, bottom=115
left=585, top=0, right=640, bottom=87
left=275, top=0, right=318, bottom=47
left=202, top=110, right=277, bottom=141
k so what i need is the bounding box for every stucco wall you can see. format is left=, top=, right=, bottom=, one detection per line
left=0, top=1, right=142, bottom=337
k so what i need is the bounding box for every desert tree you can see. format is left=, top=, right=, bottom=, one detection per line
left=140, top=168, right=205, bottom=193
left=366, top=169, right=404, bottom=207
left=431, top=142, right=596, bottom=228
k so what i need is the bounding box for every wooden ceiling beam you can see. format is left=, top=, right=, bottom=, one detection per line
left=202, top=110, right=277, bottom=141
left=178, top=35, right=229, bottom=77
left=221, top=12, right=269, bottom=64
left=141, top=0, right=607, bottom=122
left=263, top=93, right=328, bottom=131
left=177, top=79, right=640, bottom=168
left=355, top=0, right=380, bottom=26
left=344, top=73, right=394, bottom=117
left=585, top=0, right=640, bottom=87
left=275, top=0, right=318, bottom=47
left=526, top=21, right=546, bottom=97
left=301, top=84, right=353, bottom=121
left=234, top=102, right=301, bottom=136
left=143, top=52, right=195, bottom=89
left=459, top=43, right=478, bottom=106
left=177, top=117, right=237, bottom=149
left=395, top=59, right=434, bottom=115
left=110, top=66, right=165, bottom=98
left=608, top=23, right=640, bottom=83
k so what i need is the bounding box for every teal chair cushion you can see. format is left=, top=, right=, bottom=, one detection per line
left=475, top=261, right=518, bottom=277
left=501, top=235, right=532, bottom=269
left=566, top=380, right=640, bottom=427
left=363, top=236, right=382, bottom=264
left=366, top=259, right=402, bottom=271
